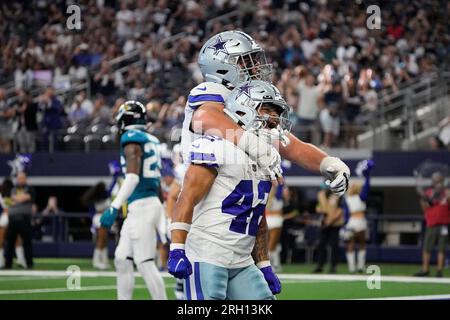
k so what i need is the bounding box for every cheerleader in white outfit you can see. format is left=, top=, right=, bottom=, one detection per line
left=342, top=160, right=374, bottom=273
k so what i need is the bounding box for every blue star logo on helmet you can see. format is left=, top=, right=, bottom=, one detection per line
left=236, top=83, right=253, bottom=98
left=208, top=35, right=228, bottom=56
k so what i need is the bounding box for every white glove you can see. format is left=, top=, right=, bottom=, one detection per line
left=257, top=150, right=283, bottom=181
left=258, top=128, right=291, bottom=147
left=320, top=156, right=350, bottom=197
left=238, top=130, right=283, bottom=180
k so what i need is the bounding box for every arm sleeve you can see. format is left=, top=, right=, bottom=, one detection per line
left=186, top=83, right=226, bottom=110
left=189, top=137, right=222, bottom=169
left=359, top=175, right=370, bottom=202
left=110, top=173, right=140, bottom=209
left=187, top=93, right=225, bottom=110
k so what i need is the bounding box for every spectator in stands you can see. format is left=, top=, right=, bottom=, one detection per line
left=439, top=117, right=450, bottom=148
left=415, top=172, right=450, bottom=277
left=4, top=172, right=35, bottom=269
left=116, top=1, right=136, bottom=40
left=39, top=86, right=66, bottom=132
left=320, top=81, right=343, bottom=148
left=295, top=72, right=324, bottom=142
left=68, top=95, right=90, bottom=125
left=14, top=90, right=38, bottom=153
left=313, top=184, right=344, bottom=274
left=129, top=80, right=146, bottom=101
left=342, top=74, right=363, bottom=148
left=69, top=91, right=94, bottom=116
left=0, top=89, right=15, bottom=153
left=1, top=1, right=449, bottom=151
left=92, top=61, right=123, bottom=100
left=90, top=95, right=111, bottom=125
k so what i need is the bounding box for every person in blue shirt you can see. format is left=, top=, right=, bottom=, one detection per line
left=100, top=100, right=167, bottom=300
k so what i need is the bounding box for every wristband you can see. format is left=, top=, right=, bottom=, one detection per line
left=256, top=260, right=271, bottom=269
left=170, top=222, right=191, bottom=232
left=170, top=243, right=185, bottom=250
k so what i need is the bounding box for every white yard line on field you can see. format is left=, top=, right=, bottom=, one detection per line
left=0, top=284, right=175, bottom=295
left=0, top=276, right=66, bottom=282
left=0, top=270, right=450, bottom=284
left=0, top=285, right=145, bottom=295
left=277, top=273, right=450, bottom=284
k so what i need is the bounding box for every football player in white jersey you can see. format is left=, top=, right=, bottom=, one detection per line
left=181, top=30, right=350, bottom=195
left=100, top=101, right=167, bottom=300
left=168, top=80, right=289, bottom=300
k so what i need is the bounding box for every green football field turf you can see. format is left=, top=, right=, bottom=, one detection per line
left=0, top=258, right=449, bottom=300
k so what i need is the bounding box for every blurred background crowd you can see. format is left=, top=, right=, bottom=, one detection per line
left=0, top=0, right=449, bottom=154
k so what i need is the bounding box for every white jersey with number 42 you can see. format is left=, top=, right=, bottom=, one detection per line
left=185, top=135, right=272, bottom=269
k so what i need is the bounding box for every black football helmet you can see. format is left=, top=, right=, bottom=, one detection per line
left=115, top=100, right=147, bottom=134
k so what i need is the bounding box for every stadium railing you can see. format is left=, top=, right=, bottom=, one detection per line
left=357, top=71, right=450, bottom=150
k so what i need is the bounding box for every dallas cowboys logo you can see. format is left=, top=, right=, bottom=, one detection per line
left=236, top=83, right=253, bottom=98
left=208, top=36, right=228, bottom=56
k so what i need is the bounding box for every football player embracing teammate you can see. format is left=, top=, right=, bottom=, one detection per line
left=180, top=31, right=350, bottom=196
left=169, top=81, right=288, bottom=299
left=168, top=31, right=350, bottom=299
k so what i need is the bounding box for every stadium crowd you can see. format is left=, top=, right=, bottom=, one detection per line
left=0, top=0, right=449, bottom=153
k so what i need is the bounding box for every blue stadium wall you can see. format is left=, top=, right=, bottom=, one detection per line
left=0, top=150, right=449, bottom=263
left=1, top=150, right=448, bottom=184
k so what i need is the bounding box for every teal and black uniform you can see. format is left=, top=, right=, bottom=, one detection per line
left=120, top=129, right=161, bottom=203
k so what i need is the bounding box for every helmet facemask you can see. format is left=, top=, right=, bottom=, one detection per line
left=227, top=50, right=273, bottom=84
left=249, top=102, right=292, bottom=146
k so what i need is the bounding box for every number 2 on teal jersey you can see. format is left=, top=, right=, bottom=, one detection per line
left=143, top=142, right=161, bottom=178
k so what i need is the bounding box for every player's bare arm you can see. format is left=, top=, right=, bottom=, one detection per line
left=192, top=102, right=349, bottom=195
left=193, top=103, right=326, bottom=171
left=166, top=181, right=181, bottom=221
left=192, top=102, right=283, bottom=182
left=280, top=133, right=328, bottom=172
left=123, top=143, right=142, bottom=174
left=192, top=102, right=244, bottom=145
left=171, top=164, right=217, bottom=245
left=251, top=215, right=269, bottom=264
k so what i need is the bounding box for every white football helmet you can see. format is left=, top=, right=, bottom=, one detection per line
left=198, top=31, right=272, bottom=88
left=224, top=80, right=292, bottom=145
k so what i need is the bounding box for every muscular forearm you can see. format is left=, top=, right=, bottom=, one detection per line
left=171, top=192, right=195, bottom=244
left=280, top=133, right=327, bottom=172
left=252, top=216, right=270, bottom=263
left=166, top=182, right=181, bottom=220
left=192, top=104, right=244, bottom=145
left=171, top=164, right=217, bottom=244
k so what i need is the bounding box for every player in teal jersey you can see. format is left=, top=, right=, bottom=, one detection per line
left=100, top=100, right=167, bottom=300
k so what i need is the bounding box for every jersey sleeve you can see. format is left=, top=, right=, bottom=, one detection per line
left=189, top=136, right=223, bottom=168
left=120, top=130, right=147, bottom=147
left=187, top=83, right=226, bottom=110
